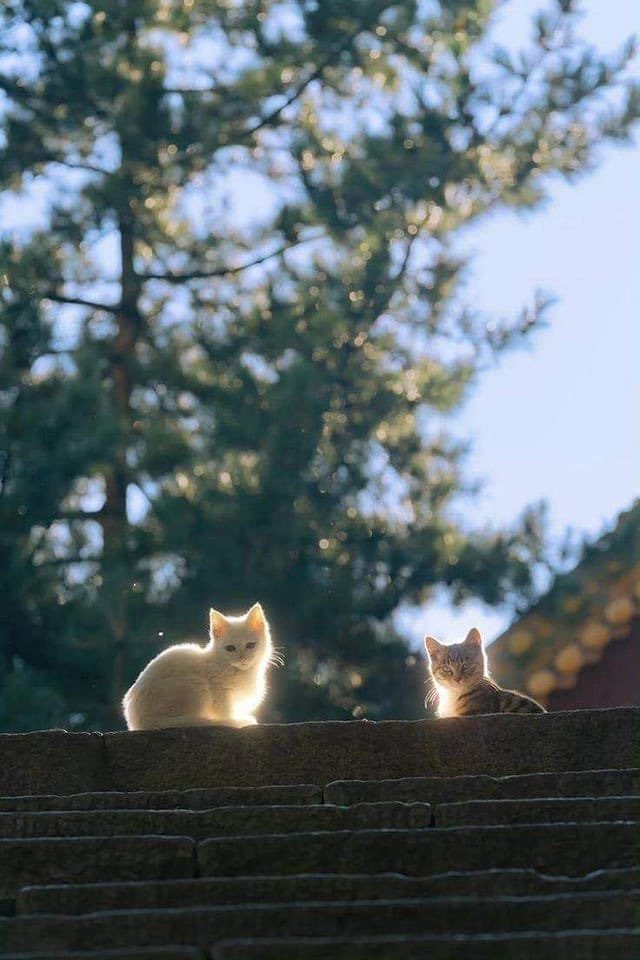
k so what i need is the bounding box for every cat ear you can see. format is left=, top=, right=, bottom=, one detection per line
left=424, top=635, right=443, bottom=658
left=465, top=627, right=483, bottom=647
left=246, top=602, right=266, bottom=633
left=209, top=609, right=229, bottom=638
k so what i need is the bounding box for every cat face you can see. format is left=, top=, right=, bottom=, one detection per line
left=424, top=627, right=487, bottom=691
left=209, top=603, right=271, bottom=671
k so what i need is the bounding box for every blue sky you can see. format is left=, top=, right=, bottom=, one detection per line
left=403, top=0, right=640, bottom=647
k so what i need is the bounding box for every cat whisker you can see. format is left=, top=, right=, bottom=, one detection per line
left=269, top=647, right=285, bottom=667
left=424, top=682, right=439, bottom=707
left=425, top=689, right=439, bottom=706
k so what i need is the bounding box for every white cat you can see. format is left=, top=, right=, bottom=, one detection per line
left=122, top=603, right=274, bottom=730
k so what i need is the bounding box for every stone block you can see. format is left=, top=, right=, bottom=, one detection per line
left=0, top=732, right=103, bottom=797
left=0, top=892, right=636, bottom=952
left=324, top=768, right=640, bottom=805
left=1, top=712, right=637, bottom=797
left=102, top=710, right=640, bottom=790
left=211, top=931, right=640, bottom=960
left=2, top=952, right=202, bottom=960
left=0, top=785, right=321, bottom=812
left=0, top=836, right=194, bottom=898
left=0, top=802, right=431, bottom=840
left=435, top=796, right=640, bottom=827
left=0, top=898, right=14, bottom=918
left=18, top=866, right=640, bottom=916
left=198, top=822, right=639, bottom=878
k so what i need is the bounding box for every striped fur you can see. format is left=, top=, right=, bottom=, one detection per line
left=456, top=678, right=546, bottom=716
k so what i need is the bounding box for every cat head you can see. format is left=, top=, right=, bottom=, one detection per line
left=209, top=603, right=272, bottom=671
left=424, top=627, right=487, bottom=691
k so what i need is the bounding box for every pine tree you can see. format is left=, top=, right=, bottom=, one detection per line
left=0, top=0, right=637, bottom=729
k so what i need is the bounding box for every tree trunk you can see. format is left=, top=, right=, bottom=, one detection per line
left=95, top=11, right=145, bottom=724
left=99, top=161, right=142, bottom=723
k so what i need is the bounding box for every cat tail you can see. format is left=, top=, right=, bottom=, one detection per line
left=484, top=677, right=547, bottom=714
left=127, top=714, right=225, bottom=731
left=502, top=690, right=547, bottom=714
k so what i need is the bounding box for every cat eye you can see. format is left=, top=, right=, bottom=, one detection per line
left=245, top=641, right=257, bottom=650
left=225, top=644, right=236, bottom=652
left=441, top=666, right=452, bottom=675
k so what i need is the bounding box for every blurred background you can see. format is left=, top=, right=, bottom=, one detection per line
left=0, top=0, right=638, bottom=731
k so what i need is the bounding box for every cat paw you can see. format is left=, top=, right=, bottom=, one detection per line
left=236, top=715, right=258, bottom=727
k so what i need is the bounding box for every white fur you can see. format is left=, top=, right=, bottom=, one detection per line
left=122, top=603, right=273, bottom=730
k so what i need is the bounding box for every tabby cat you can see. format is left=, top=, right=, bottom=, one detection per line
left=424, top=627, right=546, bottom=717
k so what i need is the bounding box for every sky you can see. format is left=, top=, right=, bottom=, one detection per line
left=403, top=0, right=640, bottom=648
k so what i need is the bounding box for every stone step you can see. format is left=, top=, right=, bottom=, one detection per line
left=0, top=837, right=194, bottom=898
left=199, top=822, right=639, bottom=877
left=211, top=931, right=640, bottom=960
left=6, top=769, right=637, bottom=816
left=3, top=952, right=202, bottom=960
left=102, top=709, right=640, bottom=790
left=0, top=892, right=636, bottom=952
left=1, top=710, right=637, bottom=795
left=325, top=768, right=640, bottom=805
left=17, top=866, right=640, bottom=916
left=435, top=796, right=640, bottom=827
left=0, top=802, right=431, bottom=841
left=0, top=785, right=321, bottom=812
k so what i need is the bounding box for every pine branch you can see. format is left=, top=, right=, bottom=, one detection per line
left=42, top=156, right=108, bottom=176
left=167, top=22, right=368, bottom=168
left=32, top=555, right=101, bottom=568
left=42, top=294, right=119, bottom=313
left=484, top=10, right=565, bottom=139
left=163, top=87, right=219, bottom=95
left=139, top=233, right=322, bottom=284
left=59, top=510, right=105, bottom=521
left=242, top=29, right=364, bottom=140
left=32, top=347, right=78, bottom=359
left=368, top=230, right=419, bottom=322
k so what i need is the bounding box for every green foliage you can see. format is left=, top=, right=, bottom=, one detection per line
left=0, top=0, right=637, bottom=729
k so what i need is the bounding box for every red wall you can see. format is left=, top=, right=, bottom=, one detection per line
left=547, top=619, right=640, bottom=711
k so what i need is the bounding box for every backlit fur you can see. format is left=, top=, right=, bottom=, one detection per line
left=424, top=627, right=545, bottom=717
left=123, top=603, right=274, bottom=730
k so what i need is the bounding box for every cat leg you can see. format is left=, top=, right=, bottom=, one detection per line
left=128, top=677, right=221, bottom=731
